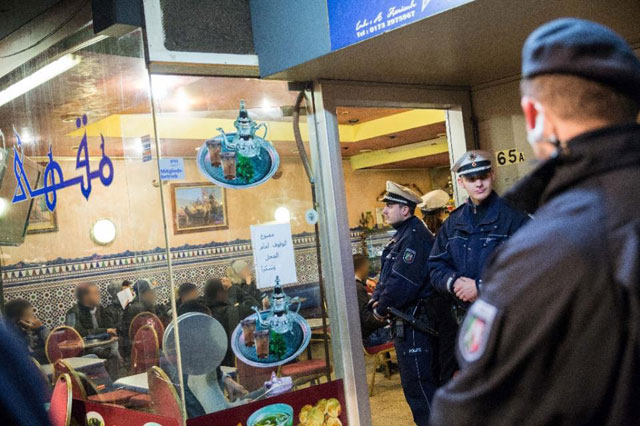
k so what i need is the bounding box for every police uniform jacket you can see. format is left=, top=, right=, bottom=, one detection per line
left=428, top=191, right=528, bottom=295
left=430, top=123, right=640, bottom=425
left=373, top=215, right=434, bottom=315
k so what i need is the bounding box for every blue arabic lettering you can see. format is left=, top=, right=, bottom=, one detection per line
left=260, top=233, right=275, bottom=240
left=10, top=114, right=114, bottom=212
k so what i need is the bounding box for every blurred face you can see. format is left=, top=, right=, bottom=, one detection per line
left=21, top=306, right=35, bottom=323
left=458, top=171, right=495, bottom=204
left=356, top=260, right=370, bottom=279
left=182, top=289, right=199, bottom=303
left=84, top=285, right=101, bottom=307
left=141, top=290, right=157, bottom=305
left=240, top=265, right=253, bottom=280
left=382, top=203, right=410, bottom=226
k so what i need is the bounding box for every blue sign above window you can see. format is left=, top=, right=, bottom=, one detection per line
left=327, top=0, right=474, bottom=51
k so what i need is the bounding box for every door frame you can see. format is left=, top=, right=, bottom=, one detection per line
left=306, top=79, right=475, bottom=426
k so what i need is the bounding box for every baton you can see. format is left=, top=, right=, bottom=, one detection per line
left=387, top=306, right=439, bottom=337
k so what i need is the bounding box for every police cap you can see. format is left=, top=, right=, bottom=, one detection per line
left=419, top=189, right=450, bottom=212
left=382, top=181, right=422, bottom=208
left=522, top=18, right=640, bottom=102
left=452, top=150, right=492, bottom=178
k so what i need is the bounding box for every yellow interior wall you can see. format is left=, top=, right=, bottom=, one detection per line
left=2, top=156, right=437, bottom=265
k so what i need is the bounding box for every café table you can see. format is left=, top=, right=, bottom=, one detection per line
left=114, top=372, right=149, bottom=393
left=41, top=356, right=107, bottom=379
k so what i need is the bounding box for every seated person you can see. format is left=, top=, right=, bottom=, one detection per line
left=171, top=298, right=249, bottom=418
left=177, top=282, right=199, bottom=311
left=65, top=282, right=121, bottom=378
left=226, top=260, right=269, bottom=317
left=4, top=298, right=49, bottom=364
left=103, top=280, right=132, bottom=331
left=203, top=278, right=240, bottom=367
left=353, top=254, right=392, bottom=348
left=121, top=279, right=164, bottom=355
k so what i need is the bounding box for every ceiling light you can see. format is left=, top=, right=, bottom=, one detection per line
left=0, top=54, right=81, bottom=107
left=359, top=149, right=373, bottom=153
left=91, top=218, right=117, bottom=245
left=274, top=207, right=291, bottom=223
left=348, top=118, right=360, bottom=124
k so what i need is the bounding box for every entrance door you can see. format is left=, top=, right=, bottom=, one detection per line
left=306, top=80, right=474, bottom=425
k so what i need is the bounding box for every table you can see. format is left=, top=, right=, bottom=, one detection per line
left=114, top=372, right=149, bottom=393
left=83, top=336, right=118, bottom=349
left=41, top=357, right=106, bottom=378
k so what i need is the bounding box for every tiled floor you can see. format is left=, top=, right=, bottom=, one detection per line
left=365, top=355, right=414, bottom=426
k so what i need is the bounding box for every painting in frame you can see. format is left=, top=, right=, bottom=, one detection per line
left=27, top=169, right=58, bottom=234
left=171, top=182, right=228, bottom=234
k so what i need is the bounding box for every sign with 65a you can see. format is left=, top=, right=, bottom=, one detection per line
left=495, top=148, right=526, bottom=166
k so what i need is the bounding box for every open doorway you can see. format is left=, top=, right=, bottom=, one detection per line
left=336, top=106, right=455, bottom=425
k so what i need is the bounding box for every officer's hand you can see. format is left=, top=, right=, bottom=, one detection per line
left=373, top=308, right=387, bottom=321
left=453, top=277, right=478, bottom=302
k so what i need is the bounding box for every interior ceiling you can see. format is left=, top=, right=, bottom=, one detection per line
left=267, top=0, right=640, bottom=87
left=0, top=51, right=449, bottom=169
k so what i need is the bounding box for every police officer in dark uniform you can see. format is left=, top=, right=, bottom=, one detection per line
left=428, top=151, right=529, bottom=384
left=369, top=181, right=436, bottom=425
left=431, top=18, right=640, bottom=425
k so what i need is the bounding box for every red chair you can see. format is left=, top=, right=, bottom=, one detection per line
left=130, top=312, right=164, bottom=349
left=49, top=374, right=72, bottom=426
left=148, top=366, right=183, bottom=421
left=53, top=360, right=87, bottom=400
left=55, top=359, right=139, bottom=406
left=364, top=341, right=395, bottom=396
left=278, top=358, right=330, bottom=388
left=236, top=358, right=277, bottom=392
left=45, top=326, right=84, bottom=364
left=130, top=325, right=160, bottom=375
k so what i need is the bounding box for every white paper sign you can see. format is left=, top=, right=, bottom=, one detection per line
left=250, top=222, right=298, bottom=289
left=117, top=287, right=135, bottom=309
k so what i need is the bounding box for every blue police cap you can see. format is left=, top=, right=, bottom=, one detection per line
left=522, top=18, right=640, bottom=102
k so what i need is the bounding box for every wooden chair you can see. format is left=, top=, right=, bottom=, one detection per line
left=130, top=325, right=160, bottom=375
left=364, top=341, right=395, bottom=396
left=130, top=312, right=164, bottom=349
left=147, top=366, right=183, bottom=421
left=45, top=326, right=84, bottom=364
left=49, top=374, right=72, bottom=426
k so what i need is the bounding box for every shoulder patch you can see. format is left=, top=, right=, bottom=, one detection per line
left=402, top=248, right=416, bottom=264
left=459, top=299, right=498, bottom=363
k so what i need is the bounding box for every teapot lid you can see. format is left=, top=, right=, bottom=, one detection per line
left=234, top=100, right=256, bottom=127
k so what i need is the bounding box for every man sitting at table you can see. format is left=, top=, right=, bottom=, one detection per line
left=4, top=298, right=49, bottom=364
left=354, top=254, right=393, bottom=348
left=122, top=279, right=169, bottom=355
left=65, top=282, right=121, bottom=378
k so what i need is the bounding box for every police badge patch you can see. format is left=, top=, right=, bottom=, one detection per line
left=459, top=299, right=498, bottom=363
left=403, top=248, right=416, bottom=264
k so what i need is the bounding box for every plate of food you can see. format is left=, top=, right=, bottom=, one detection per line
left=248, top=403, right=294, bottom=426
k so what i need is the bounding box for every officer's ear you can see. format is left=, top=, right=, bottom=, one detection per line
left=521, top=96, right=539, bottom=132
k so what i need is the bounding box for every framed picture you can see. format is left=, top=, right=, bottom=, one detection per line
left=171, top=182, right=228, bottom=234
left=27, top=169, right=58, bottom=234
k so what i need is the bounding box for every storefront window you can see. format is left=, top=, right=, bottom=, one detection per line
left=150, top=75, right=338, bottom=422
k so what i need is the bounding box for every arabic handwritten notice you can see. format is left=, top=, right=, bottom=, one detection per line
left=159, top=157, right=185, bottom=180
left=250, top=222, right=298, bottom=289
left=327, top=0, right=474, bottom=51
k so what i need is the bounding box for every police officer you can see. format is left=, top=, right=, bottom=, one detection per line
left=431, top=18, right=640, bottom=425
left=369, top=181, right=436, bottom=425
left=429, top=151, right=529, bottom=322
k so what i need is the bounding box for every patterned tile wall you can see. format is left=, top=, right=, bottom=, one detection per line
left=3, top=230, right=391, bottom=328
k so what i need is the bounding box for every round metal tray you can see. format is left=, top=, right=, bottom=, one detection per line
left=231, top=311, right=311, bottom=368
left=196, top=133, right=280, bottom=189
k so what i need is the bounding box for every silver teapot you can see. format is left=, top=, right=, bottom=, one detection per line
left=216, top=100, right=268, bottom=158
left=253, top=276, right=301, bottom=334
